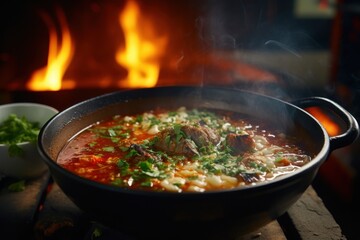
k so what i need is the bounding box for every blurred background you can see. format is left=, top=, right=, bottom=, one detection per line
left=1, top=0, right=359, bottom=238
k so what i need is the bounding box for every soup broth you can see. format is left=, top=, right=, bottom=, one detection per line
left=57, top=107, right=312, bottom=192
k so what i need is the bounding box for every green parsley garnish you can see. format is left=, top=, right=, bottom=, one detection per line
left=102, top=146, right=115, bottom=152
left=91, top=226, right=102, bottom=239
left=0, top=114, right=40, bottom=157
left=8, top=180, right=26, bottom=192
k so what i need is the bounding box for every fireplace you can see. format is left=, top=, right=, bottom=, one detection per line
left=1, top=0, right=360, bottom=238
left=2, top=0, right=298, bottom=110
left=0, top=0, right=285, bottom=91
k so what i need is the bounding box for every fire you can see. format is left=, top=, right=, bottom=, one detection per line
left=27, top=9, right=74, bottom=91
left=306, top=107, right=341, bottom=137
left=115, top=0, right=168, bottom=88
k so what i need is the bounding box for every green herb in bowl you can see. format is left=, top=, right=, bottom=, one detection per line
left=0, top=102, right=58, bottom=179
left=0, top=114, right=40, bottom=157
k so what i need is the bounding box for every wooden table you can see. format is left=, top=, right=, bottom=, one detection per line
left=0, top=171, right=346, bottom=240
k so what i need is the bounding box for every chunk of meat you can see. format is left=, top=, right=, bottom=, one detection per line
left=130, top=144, right=161, bottom=162
left=153, top=129, right=199, bottom=157
left=226, top=133, right=254, bottom=155
left=181, top=125, right=220, bottom=147
left=152, top=124, right=220, bottom=157
left=239, top=172, right=259, bottom=184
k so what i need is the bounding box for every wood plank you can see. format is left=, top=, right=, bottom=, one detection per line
left=35, top=182, right=287, bottom=240
left=34, top=183, right=90, bottom=240
left=237, top=221, right=287, bottom=240
left=0, top=172, right=50, bottom=239
left=81, top=218, right=286, bottom=240
left=34, top=183, right=344, bottom=240
left=284, top=186, right=346, bottom=240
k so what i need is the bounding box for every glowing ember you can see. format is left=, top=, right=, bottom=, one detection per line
left=115, top=0, right=168, bottom=88
left=27, top=9, right=74, bottom=91
left=306, top=107, right=341, bottom=137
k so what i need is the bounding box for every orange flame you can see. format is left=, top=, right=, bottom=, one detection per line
left=115, top=0, right=167, bottom=88
left=306, top=107, right=341, bottom=137
left=27, top=9, right=74, bottom=91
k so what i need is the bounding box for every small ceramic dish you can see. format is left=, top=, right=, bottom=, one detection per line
left=0, top=102, right=58, bottom=179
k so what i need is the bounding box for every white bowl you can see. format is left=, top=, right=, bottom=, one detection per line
left=0, top=103, right=58, bottom=179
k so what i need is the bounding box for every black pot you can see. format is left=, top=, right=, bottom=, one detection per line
left=38, top=86, right=359, bottom=239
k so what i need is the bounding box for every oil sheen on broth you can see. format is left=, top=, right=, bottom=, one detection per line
left=57, top=107, right=312, bottom=192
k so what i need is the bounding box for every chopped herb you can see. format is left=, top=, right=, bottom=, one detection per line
left=119, top=146, right=129, bottom=152
left=125, top=148, right=140, bottom=158
left=8, top=144, right=24, bottom=157
left=8, top=180, right=26, bottom=192
left=138, top=160, right=152, bottom=172
left=119, top=132, right=130, bottom=138
left=187, top=176, right=198, bottom=180
left=91, top=226, right=102, bottom=239
left=0, top=114, right=40, bottom=157
left=110, top=137, right=120, bottom=143
left=107, top=129, right=117, bottom=137
left=249, top=162, right=268, bottom=172
left=203, top=162, right=221, bottom=174
left=136, top=115, right=143, bottom=123
left=164, top=134, right=171, bottom=146
left=148, top=136, right=158, bottom=146
left=117, top=159, right=129, bottom=168
left=102, top=146, right=115, bottom=152
left=140, top=180, right=153, bottom=187
left=149, top=117, right=161, bottom=127
left=275, top=153, right=284, bottom=162
left=111, top=178, right=125, bottom=186
left=173, top=124, right=185, bottom=143
left=137, top=161, right=163, bottom=178
left=173, top=182, right=183, bottom=187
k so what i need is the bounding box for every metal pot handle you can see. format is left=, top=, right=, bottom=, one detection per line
left=292, top=97, right=359, bottom=151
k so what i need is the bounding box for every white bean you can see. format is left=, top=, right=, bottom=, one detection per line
left=190, top=179, right=207, bottom=188
left=124, top=116, right=133, bottom=122
left=222, top=122, right=231, bottom=131
left=206, top=175, right=223, bottom=187
left=160, top=180, right=181, bottom=192
left=187, top=186, right=205, bottom=192
left=178, top=169, right=198, bottom=177
left=147, top=125, right=160, bottom=135
left=220, top=175, right=238, bottom=184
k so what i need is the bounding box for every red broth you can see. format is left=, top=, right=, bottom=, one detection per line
left=57, top=107, right=312, bottom=192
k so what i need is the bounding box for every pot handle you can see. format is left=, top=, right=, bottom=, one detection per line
left=292, top=97, right=359, bottom=151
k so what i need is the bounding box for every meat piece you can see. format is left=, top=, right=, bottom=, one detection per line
left=153, top=129, right=199, bottom=157
left=152, top=124, right=220, bottom=157
left=226, top=133, right=254, bottom=155
left=130, top=144, right=161, bottom=162
left=181, top=125, right=220, bottom=147
left=239, top=172, right=259, bottom=184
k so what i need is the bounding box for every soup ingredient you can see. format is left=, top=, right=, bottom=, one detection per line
left=226, top=133, right=254, bottom=155
left=58, top=107, right=312, bottom=192
left=0, top=114, right=40, bottom=157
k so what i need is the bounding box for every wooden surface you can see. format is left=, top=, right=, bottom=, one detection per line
left=0, top=173, right=50, bottom=240
left=0, top=170, right=346, bottom=240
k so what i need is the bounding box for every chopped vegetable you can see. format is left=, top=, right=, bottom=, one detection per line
left=0, top=114, right=40, bottom=157
left=91, top=226, right=102, bottom=239
left=8, top=180, right=26, bottom=192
